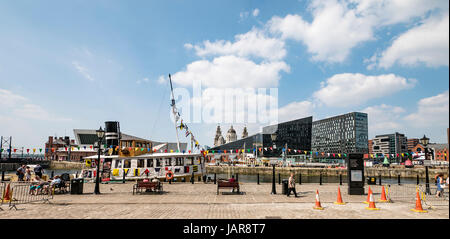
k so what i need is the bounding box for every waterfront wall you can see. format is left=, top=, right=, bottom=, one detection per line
left=206, top=166, right=449, bottom=178
left=49, top=161, right=84, bottom=170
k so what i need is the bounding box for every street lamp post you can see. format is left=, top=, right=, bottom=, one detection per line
left=420, top=135, right=431, bottom=195
left=94, top=127, right=105, bottom=195
left=270, top=133, right=277, bottom=194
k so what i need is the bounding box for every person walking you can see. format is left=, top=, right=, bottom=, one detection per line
left=436, top=174, right=444, bottom=198
left=25, top=166, right=32, bottom=181
left=34, top=164, right=44, bottom=178
left=16, top=164, right=26, bottom=181
left=287, top=172, right=299, bottom=197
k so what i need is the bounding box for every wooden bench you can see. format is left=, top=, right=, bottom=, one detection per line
left=217, top=181, right=240, bottom=195
left=132, top=180, right=163, bottom=195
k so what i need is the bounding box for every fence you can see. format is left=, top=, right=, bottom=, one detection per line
left=1, top=181, right=54, bottom=210
left=0, top=182, right=5, bottom=210
left=385, top=183, right=449, bottom=208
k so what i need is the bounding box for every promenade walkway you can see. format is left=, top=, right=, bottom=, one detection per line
left=1, top=182, right=448, bottom=219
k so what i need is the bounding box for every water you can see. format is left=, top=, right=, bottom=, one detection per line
left=5, top=169, right=80, bottom=176
left=207, top=173, right=419, bottom=185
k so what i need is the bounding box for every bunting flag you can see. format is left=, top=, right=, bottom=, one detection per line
left=14, top=149, right=17, bottom=153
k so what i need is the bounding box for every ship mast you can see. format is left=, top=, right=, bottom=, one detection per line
left=169, top=74, right=181, bottom=152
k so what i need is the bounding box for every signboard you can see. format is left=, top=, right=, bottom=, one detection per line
left=347, top=153, right=365, bottom=195
left=350, top=170, right=362, bottom=181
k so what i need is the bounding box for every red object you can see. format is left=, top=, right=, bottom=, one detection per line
left=364, top=186, right=372, bottom=204
left=3, top=183, right=11, bottom=201
left=412, top=190, right=426, bottom=212
left=90, top=145, right=93, bottom=149
left=335, top=187, right=345, bottom=205
left=93, top=170, right=96, bottom=177
left=366, top=192, right=379, bottom=210
left=166, top=170, right=174, bottom=180
left=313, top=190, right=323, bottom=209
left=102, top=178, right=110, bottom=182
left=379, top=186, right=389, bottom=202
left=27, top=149, right=30, bottom=153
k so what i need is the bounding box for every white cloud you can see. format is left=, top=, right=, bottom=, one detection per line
left=405, top=90, right=449, bottom=127
left=277, top=101, right=314, bottom=123
left=157, top=75, right=167, bottom=85
left=136, top=77, right=150, bottom=84
left=172, top=55, right=289, bottom=88
left=0, top=88, right=71, bottom=122
left=376, top=14, right=449, bottom=69
left=360, top=104, right=406, bottom=136
left=252, top=8, right=260, bottom=17
left=72, top=61, right=94, bottom=81
left=188, top=28, right=287, bottom=61
left=313, top=73, right=416, bottom=107
left=268, top=0, right=447, bottom=63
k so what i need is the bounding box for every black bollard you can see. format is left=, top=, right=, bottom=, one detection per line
left=417, top=175, right=420, bottom=185
left=191, top=172, right=194, bottom=184
left=257, top=173, right=260, bottom=185
left=236, top=173, right=239, bottom=182
left=198, top=176, right=201, bottom=182
left=214, top=173, right=216, bottom=184
left=169, top=178, right=172, bottom=184
left=75, top=171, right=78, bottom=178
left=51, top=171, right=54, bottom=179
left=278, top=173, right=281, bottom=184
left=271, top=165, right=276, bottom=194
left=123, top=171, right=126, bottom=183
left=379, top=174, right=382, bottom=186
left=425, top=166, right=431, bottom=195
left=398, top=175, right=401, bottom=185
left=1, top=171, right=4, bottom=181
left=299, top=173, right=302, bottom=185
left=339, top=174, right=342, bottom=186
left=320, top=173, right=322, bottom=185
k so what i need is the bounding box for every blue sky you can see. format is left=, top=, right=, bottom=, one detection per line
left=0, top=0, right=448, bottom=150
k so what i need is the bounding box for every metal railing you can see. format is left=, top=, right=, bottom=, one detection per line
left=3, top=181, right=54, bottom=210
left=0, top=182, right=5, bottom=210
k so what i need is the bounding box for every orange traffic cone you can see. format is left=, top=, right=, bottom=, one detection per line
left=313, top=190, right=324, bottom=210
left=379, top=185, right=390, bottom=202
left=2, top=183, right=12, bottom=202
left=334, top=187, right=346, bottom=205
left=364, top=186, right=372, bottom=204
left=411, top=190, right=427, bottom=213
left=365, top=191, right=380, bottom=210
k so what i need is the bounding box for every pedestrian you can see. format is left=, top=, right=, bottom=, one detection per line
left=287, top=172, right=299, bottom=197
left=16, top=164, right=26, bottom=181
left=25, top=166, right=32, bottom=181
left=34, top=164, right=44, bottom=178
left=436, top=174, right=444, bottom=198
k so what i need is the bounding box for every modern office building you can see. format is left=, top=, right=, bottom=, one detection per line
left=407, top=138, right=419, bottom=152
left=372, top=132, right=407, bottom=156
left=311, top=112, right=368, bottom=154
left=210, top=116, right=313, bottom=157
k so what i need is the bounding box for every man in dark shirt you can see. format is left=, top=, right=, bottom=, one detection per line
left=34, top=164, right=44, bottom=178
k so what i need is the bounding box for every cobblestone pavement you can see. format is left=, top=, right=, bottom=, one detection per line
left=1, top=182, right=448, bottom=219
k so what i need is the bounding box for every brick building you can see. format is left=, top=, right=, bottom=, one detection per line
left=45, top=136, right=97, bottom=161
left=368, top=139, right=373, bottom=155
left=407, top=138, right=419, bottom=152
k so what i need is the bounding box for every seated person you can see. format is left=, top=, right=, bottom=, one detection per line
left=50, top=175, right=62, bottom=187
left=228, top=175, right=236, bottom=192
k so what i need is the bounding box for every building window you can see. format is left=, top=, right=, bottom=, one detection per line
left=123, top=159, right=131, bottom=168
left=146, top=159, right=154, bottom=167
left=137, top=159, right=144, bottom=168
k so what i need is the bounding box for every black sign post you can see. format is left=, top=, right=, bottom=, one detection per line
left=347, top=153, right=365, bottom=195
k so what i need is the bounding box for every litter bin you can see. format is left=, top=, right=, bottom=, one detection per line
left=70, top=178, right=84, bottom=194
left=367, top=176, right=376, bottom=185
left=282, top=179, right=289, bottom=195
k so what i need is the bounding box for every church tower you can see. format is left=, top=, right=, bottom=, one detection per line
left=226, top=125, right=237, bottom=143
left=214, top=125, right=225, bottom=147
left=242, top=126, right=248, bottom=139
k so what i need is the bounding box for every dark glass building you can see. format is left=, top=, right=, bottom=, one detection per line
left=210, top=116, right=313, bottom=157
left=311, top=112, right=368, bottom=155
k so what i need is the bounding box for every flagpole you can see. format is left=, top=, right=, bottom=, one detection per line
left=169, top=74, right=181, bottom=152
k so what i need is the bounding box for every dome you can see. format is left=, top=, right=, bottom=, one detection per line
left=227, top=125, right=236, bottom=134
